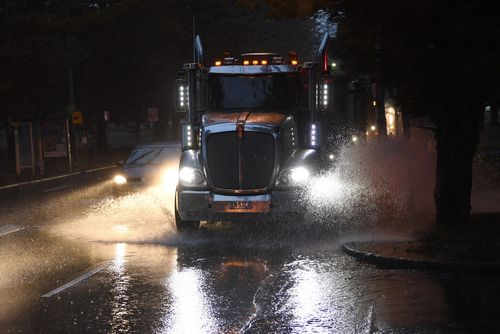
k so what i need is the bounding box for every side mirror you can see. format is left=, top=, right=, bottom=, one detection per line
left=175, top=78, right=188, bottom=114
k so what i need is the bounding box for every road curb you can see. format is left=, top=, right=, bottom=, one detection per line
left=342, top=242, right=500, bottom=273
left=0, top=165, right=116, bottom=191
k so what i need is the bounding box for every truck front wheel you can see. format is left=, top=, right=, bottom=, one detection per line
left=174, top=198, right=200, bottom=232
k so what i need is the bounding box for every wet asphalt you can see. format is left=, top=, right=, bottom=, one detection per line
left=1, top=172, right=500, bottom=333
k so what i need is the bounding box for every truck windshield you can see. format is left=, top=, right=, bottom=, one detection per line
left=209, top=74, right=301, bottom=110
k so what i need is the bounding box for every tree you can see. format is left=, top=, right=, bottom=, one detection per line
left=262, top=0, right=500, bottom=225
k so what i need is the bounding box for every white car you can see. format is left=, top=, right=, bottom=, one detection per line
left=113, top=142, right=180, bottom=194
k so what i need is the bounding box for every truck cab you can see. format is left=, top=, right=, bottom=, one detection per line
left=174, top=37, right=330, bottom=230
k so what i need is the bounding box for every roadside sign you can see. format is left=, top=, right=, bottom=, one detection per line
left=148, top=107, right=159, bottom=122
left=42, top=120, right=68, bottom=158
left=72, top=111, right=83, bottom=125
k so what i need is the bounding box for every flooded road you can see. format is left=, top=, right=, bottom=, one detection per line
left=1, top=147, right=500, bottom=333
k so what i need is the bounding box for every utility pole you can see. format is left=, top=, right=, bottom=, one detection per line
left=66, top=5, right=75, bottom=171
left=193, top=16, right=196, bottom=63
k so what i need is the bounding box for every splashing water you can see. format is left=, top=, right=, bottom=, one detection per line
left=45, top=132, right=437, bottom=245
left=51, top=165, right=181, bottom=244
left=304, top=128, right=436, bottom=234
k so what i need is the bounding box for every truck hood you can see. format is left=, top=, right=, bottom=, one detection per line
left=202, top=111, right=289, bottom=129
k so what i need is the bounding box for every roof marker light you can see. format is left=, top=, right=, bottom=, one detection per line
left=291, top=60, right=298, bottom=65
left=215, top=60, right=222, bottom=66
left=261, top=60, right=268, bottom=65
left=243, top=60, right=250, bottom=65
left=252, top=60, right=258, bottom=65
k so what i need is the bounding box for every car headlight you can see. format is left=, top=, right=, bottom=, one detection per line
left=278, top=166, right=310, bottom=186
left=114, top=174, right=127, bottom=185
left=178, top=167, right=206, bottom=187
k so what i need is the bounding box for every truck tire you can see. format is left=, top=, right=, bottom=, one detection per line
left=174, top=198, right=200, bottom=231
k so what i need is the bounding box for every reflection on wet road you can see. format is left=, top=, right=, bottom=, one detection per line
left=1, top=176, right=500, bottom=333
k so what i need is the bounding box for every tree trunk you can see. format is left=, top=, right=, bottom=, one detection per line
left=153, top=108, right=166, bottom=141
left=491, top=98, right=499, bottom=127
left=96, top=118, right=108, bottom=152
left=402, top=107, right=411, bottom=139
left=434, top=105, right=480, bottom=225
left=376, top=83, right=387, bottom=138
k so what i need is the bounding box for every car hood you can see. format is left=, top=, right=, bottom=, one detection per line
left=122, top=165, right=162, bottom=178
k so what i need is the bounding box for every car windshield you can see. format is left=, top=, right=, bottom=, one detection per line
left=208, top=73, right=301, bottom=111
left=125, top=147, right=171, bottom=165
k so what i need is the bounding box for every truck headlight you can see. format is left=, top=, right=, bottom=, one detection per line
left=178, top=167, right=206, bottom=187
left=114, top=175, right=127, bottom=185
left=278, top=166, right=310, bottom=186
left=290, top=167, right=310, bottom=183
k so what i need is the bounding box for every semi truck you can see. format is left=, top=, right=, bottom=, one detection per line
left=174, top=34, right=331, bottom=230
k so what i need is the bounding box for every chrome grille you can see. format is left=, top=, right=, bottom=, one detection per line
left=206, top=131, right=275, bottom=190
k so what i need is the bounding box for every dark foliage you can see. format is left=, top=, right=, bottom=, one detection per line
left=1, top=0, right=313, bottom=124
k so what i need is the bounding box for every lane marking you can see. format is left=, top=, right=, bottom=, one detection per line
left=43, top=185, right=69, bottom=193
left=41, top=263, right=110, bottom=298
left=365, top=304, right=375, bottom=334
left=0, top=165, right=116, bottom=190
left=85, top=166, right=117, bottom=173
left=0, top=224, right=25, bottom=237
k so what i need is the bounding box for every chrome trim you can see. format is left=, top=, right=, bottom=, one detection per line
left=212, top=194, right=271, bottom=202
left=202, top=123, right=280, bottom=195
left=236, top=112, right=250, bottom=190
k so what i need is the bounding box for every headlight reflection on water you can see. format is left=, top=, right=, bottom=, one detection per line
left=110, top=242, right=131, bottom=333
left=113, top=242, right=127, bottom=270
left=165, top=255, right=216, bottom=334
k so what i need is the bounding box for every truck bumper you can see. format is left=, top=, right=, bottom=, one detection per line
left=176, top=189, right=304, bottom=221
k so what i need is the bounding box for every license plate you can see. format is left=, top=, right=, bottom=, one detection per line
left=229, top=201, right=253, bottom=209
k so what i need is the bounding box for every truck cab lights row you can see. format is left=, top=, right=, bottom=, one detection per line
left=321, top=84, right=328, bottom=108
left=181, top=123, right=194, bottom=150
left=186, top=124, right=192, bottom=147
left=310, top=123, right=318, bottom=147
left=213, top=56, right=296, bottom=66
